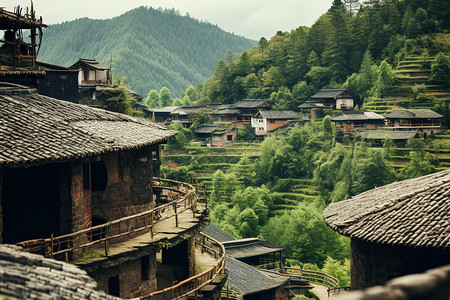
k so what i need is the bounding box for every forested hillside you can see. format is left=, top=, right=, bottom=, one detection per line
left=196, top=0, right=450, bottom=114
left=38, top=6, right=256, bottom=96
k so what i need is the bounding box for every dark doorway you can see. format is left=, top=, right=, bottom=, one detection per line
left=2, top=163, right=62, bottom=243
left=108, top=275, right=120, bottom=297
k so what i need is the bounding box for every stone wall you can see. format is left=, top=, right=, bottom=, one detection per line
left=91, top=148, right=154, bottom=222
left=351, top=239, right=450, bottom=289
left=90, top=249, right=157, bottom=298
left=0, top=168, right=3, bottom=243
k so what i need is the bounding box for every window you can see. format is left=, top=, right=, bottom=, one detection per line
left=227, top=135, right=233, bottom=141
left=91, top=161, right=107, bottom=191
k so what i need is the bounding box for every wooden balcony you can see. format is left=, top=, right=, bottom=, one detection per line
left=17, top=178, right=225, bottom=299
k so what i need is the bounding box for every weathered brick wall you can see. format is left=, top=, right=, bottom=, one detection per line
left=91, top=148, right=154, bottom=222
left=89, top=250, right=157, bottom=298
left=0, top=168, right=3, bottom=243
left=351, top=238, right=450, bottom=289
left=70, top=162, right=92, bottom=233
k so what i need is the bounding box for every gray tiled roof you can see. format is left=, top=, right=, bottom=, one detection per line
left=195, top=125, right=219, bottom=134
left=70, top=58, right=109, bottom=70
left=233, top=99, right=271, bottom=108
left=0, top=87, right=176, bottom=166
left=256, top=110, right=300, bottom=120
left=170, top=105, right=206, bottom=115
left=311, top=89, right=351, bottom=99
left=354, top=130, right=419, bottom=140
left=298, top=101, right=321, bottom=108
left=0, top=244, right=118, bottom=299
left=331, top=111, right=385, bottom=121
left=225, top=256, right=288, bottom=296
left=212, top=105, right=240, bottom=115
left=223, top=238, right=283, bottom=259
left=201, top=223, right=237, bottom=243
left=324, top=169, right=450, bottom=249
left=384, top=109, right=443, bottom=119
left=150, top=106, right=180, bottom=113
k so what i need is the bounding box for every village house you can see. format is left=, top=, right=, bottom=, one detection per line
left=149, top=105, right=179, bottom=122
left=251, top=110, right=300, bottom=136
left=211, top=104, right=240, bottom=123
left=353, top=129, right=420, bottom=147
left=223, top=238, right=284, bottom=269
left=203, top=223, right=299, bottom=300
left=169, top=105, right=207, bottom=127
left=310, top=89, right=354, bottom=110
left=0, top=6, right=227, bottom=299
left=324, top=169, right=450, bottom=290
left=298, top=101, right=323, bottom=118
left=331, top=111, right=386, bottom=134
left=383, top=109, right=443, bottom=138
left=69, top=58, right=112, bottom=101
left=297, top=89, right=354, bottom=119
left=233, top=99, right=272, bottom=126
left=36, top=61, right=79, bottom=103
left=211, top=127, right=236, bottom=146
left=194, top=124, right=219, bottom=141
left=194, top=125, right=237, bottom=146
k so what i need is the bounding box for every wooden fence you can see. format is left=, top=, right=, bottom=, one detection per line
left=282, top=266, right=340, bottom=292
left=140, top=232, right=226, bottom=300
left=17, top=178, right=198, bottom=261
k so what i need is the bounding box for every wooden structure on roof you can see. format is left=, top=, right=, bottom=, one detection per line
left=324, top=169, right=450, bottom=289
left=0, top=5, right=47, bottom=75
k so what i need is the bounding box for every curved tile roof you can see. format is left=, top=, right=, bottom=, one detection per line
left=323, top=169, right=450, bottom=249
left=0, top=88, right=176, bottom=166
left=225, top=256, right=288, bottom=296
left=384, top=109, right=443, bottom=119
left=223, top=238, right=283, bottom=259
left=0, top=244, right=118, bottom=300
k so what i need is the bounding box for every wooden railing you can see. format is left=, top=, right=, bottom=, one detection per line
left=17, top=178, right=198, bottom=261
left=141, top=232, right=226, bottom=300
left=282, top=266, right=340, bottom=291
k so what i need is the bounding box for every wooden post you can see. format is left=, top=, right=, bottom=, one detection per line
left=174, top=204, right=178, bottom=227
left=150, top=211, right=154, bottom=239
left=50, top=233, right=54, bottom=258
left=201, top=235, right=206, bottom=253
left=203, top=182, right=207, bottom=209
left=65, top=251, right=69, bottom=263
left=104, top=223, right=110, bottom=256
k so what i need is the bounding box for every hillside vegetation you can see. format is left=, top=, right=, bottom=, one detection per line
left=38, top=6, right=256, bottom=96
left=193, top=0, right=449, bottom=119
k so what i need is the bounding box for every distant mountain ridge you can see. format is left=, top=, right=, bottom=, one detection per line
left=38, top=6, right=256, bottom=96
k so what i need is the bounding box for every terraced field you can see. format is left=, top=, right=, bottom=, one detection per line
left=162, top=143, right=321, bottom=214
left=362, top=55, right=450, bottom=114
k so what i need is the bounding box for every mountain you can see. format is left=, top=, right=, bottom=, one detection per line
left=38, top=6, right=256, bottom=96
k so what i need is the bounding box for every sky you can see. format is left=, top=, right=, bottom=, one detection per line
left=2, top=0, right=333, bottom=40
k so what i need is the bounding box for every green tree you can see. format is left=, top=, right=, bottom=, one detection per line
left=373, top=60, right=395, bottom=98
left=431, top=53, right=450, bottom=86
left=261, top=202, right=350, bottom=266
left=185, top=85, right=198, bottom=102
left=238, top=208, right=259, bottom=237
left=189, top=108, right=213, bottom=129
left=145, top=89, right=160, bottom=108
left=159, top=87, right=173, bottom=107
